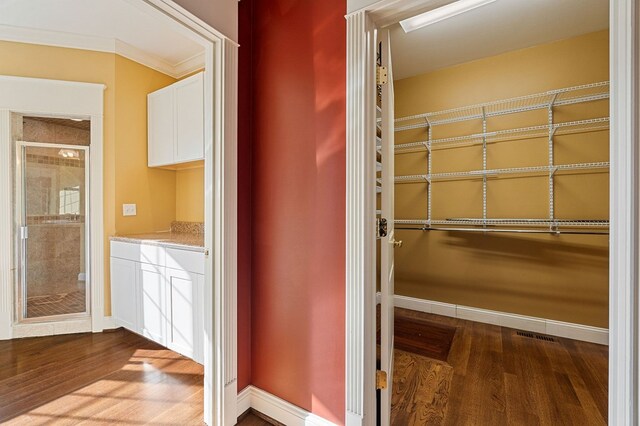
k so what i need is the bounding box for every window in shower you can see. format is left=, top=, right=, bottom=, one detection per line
left=15, top=116, right=91, bottom=321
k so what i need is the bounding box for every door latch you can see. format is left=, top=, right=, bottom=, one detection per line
left=390, top=238, right=403, bottom=248
left=377, top=218, right=388, bottom=238
left=376, top=370, right=388, bottom=390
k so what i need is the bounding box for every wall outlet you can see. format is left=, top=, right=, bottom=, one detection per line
left=122, top=204, right=137, bottom=216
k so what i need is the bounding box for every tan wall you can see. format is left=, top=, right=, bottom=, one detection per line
left=176, top=164, right=204, bottom=222
left=393, top=30, right=609, bottom=328
left=114, top=55, right=177, bottom=235
left=0, top=41, right=200, bottom=315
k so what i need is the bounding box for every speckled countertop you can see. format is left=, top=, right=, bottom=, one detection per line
left=110, top=222, right=205, bottom=252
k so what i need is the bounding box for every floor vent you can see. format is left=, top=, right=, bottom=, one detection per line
left=516, top=331, right=556, bottom=343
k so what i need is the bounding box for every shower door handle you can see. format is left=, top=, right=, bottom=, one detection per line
left=20, top=226, right=28, bottom=240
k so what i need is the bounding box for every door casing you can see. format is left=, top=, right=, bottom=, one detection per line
left=345, top=1, right=639, bottom=425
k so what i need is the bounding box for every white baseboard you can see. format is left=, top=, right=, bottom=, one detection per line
left=388, top=294, right=608, bottom=346
left=237, top=386, right=251, bottom=417
left=237, top=386, right=336, bottom=426
left=102, top=316, right=119, bottom=330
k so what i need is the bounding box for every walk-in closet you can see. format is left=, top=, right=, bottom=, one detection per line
left=376, top=0, right=610, bottom=424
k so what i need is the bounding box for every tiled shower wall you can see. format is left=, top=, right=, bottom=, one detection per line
left=22, top=117, right=89, bottom=298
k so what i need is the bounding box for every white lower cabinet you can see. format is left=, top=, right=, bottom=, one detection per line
left=110, top=241, right=204, bottom=363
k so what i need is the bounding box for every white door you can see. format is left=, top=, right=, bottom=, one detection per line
left=379, top=28, right=397, bottom=426
left=174, top=72, right=204, bottom=163
left=138, top=262, right=167, bottom=345
left=166, top=267, right=204, bottom=363
left=147, top=87, right=174, bottom=167
left=110, top=257, right=138, bottom=332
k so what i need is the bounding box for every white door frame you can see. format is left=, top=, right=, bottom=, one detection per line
left=138, top=3, right=239, bottom=425
left=15, top=140, right=91, bottom=326
left=345, top=1, right=639, bottom=425
left=0, top=1, right=239, bottom=425
left=0, top=76, right=105, bottom=339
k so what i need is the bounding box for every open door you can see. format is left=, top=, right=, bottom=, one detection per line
left=378, top=28, right=398, bottom=426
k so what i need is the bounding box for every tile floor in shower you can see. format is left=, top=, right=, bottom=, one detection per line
left=26, top=289, right=86, bottom=318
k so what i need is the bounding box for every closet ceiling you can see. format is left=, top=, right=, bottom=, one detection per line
left=391, top=0, right=609, bottom=80
left=0, top=0, right=204, bottom=77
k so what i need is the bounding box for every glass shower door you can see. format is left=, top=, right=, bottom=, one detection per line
left=18, top=143, right=89, bottom=320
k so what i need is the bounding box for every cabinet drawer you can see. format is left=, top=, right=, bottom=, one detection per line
left=111, top=241, right=165, bottom=266
left=165, top=247, right=205, bottom=274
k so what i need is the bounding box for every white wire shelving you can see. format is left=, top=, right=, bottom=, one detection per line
left=391, top=81, right=610, bottom=234
left=395, top=161, right=610, bottom=183
left=392, top=81, right=609, bottom=131
left=395, top=117, right=609, bottom=153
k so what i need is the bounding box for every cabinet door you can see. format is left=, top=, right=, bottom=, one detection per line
left=174, top=73, right=204, bottom=163
left=138, top=262, right=167, bottom=345
left=110, top=257, right=138, bottom=332
left=148, top=87, right=175, bottom=167
left=166, top=267, right=203, bottom=362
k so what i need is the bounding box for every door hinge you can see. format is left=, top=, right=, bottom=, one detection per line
left=376, top=370, right=388, bottom=390
left=376, top=65, right=388, bottom=85
left=20, top=226, right=28, bottom=240
left=377, top=218, right=388, bottom=238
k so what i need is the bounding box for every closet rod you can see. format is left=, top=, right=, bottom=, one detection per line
left=395, top=226, right=609, bottom=235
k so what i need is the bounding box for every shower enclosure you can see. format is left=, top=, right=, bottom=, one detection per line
left=14, top=116, right=91, bottom=322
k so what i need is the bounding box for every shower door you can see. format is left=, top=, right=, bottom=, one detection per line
left=16, top=142, right=90, bottom=321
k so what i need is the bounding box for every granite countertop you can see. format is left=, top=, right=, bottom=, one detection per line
left=110, top=231, right=205, bottom=252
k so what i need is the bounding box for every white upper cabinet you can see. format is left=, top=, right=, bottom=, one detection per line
left=148, top=72, right=204, bottom=167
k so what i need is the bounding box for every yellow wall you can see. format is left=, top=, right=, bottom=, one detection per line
left=114, top=55, right=177, bottom=234
left=176, top=164, right=205, bottom=222
left=0, top=41, right=185, bottom=315
left=393, top=30, right=609, bottom=327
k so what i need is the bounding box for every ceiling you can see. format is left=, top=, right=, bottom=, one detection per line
left=391, top=0, right=609, bottom=80
left=0, top=0, right=205, bottom=78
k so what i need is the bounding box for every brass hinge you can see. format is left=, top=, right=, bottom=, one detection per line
left=376, top=65, right=388, bottom=85
left=376, top=370, right=388, bottom=390
left=377, top=218, right=388, bottom=238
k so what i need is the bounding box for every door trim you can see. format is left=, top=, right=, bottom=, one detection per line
left=0, top=76, right=105, bottom=339
left=345, top=1, right=639, bottom=425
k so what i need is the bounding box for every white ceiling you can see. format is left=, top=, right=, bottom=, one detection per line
left=391, top=0, right=609, bottom=80
left=0, top=0, right=205, bottom=78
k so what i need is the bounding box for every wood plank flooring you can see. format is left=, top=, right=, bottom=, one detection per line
left=0, top=313, right=608, bottom=425
left=390, top=308, right=608, bottom=426
left=0, top=329, right=270, bottom=425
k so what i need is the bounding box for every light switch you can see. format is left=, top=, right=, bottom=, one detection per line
left=123, top=204, right=137, bottom=216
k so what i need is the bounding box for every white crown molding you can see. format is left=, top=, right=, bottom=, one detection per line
left=0, top=24, right=114, bottom=52
left=114, top=39, right=176, bottom=77
left=0, top=24, right=203, bottom=78
left=174, top=51, right=206, bottom=78
left=237, top=386, right=337, bottom=426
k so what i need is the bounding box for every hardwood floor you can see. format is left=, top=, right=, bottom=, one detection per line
left=0, top=329, right=270, bottom=425
left=390, top=308, right=608, bottom=426
left=0, top=314, right=608, bottom=425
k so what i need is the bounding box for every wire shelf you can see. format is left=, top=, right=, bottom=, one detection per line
left=394, top=117, right=610, bottom=152
left=395, top=218, right=609, bottom=228
left=394, top=81, right=610, bottom=131
left=395, top=162, right=609, bottom=183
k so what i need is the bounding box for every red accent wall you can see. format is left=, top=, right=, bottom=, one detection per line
left=243, top=0, right=347, bottom=423
left=237, top=0, right=254, bottom=392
